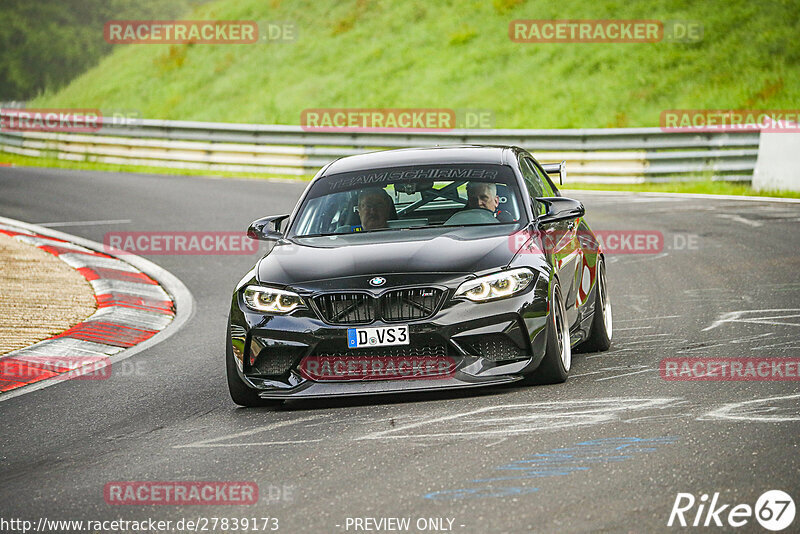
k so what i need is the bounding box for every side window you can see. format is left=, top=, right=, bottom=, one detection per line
left=520, top=157, right=554, bottom=216
left=519, top=157, right=543, bottom=199
left=530, top=159, right=557, bottom=197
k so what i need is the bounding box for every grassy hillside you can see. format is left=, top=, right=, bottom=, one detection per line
left=31, top=0, right=800, bottom=128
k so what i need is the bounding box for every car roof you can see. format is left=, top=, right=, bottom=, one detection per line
left=320, top=145, right=519, bottom=176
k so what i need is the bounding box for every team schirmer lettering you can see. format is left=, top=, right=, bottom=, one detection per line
left=329, top=168, right=497, bottom=190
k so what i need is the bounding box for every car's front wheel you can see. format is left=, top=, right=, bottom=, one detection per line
left=226, top=322, right=283, bottom=408
left=527, top=281, right=571, bottom=384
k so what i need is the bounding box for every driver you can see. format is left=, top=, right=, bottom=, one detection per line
left=357, top=188, right=394, bottom=230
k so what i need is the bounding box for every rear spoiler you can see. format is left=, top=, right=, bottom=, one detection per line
left=541, top=160, right=566, bottom=185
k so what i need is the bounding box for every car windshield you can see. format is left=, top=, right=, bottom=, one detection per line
left=290, top=164, right=526, bottom=237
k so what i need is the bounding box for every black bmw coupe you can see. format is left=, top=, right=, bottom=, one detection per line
left=226, top=145, right=612, bottom=406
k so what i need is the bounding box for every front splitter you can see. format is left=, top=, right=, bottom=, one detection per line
left=257, top=374, right=522, bottom=399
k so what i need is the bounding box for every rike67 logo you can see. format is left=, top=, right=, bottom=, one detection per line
left=668, top=490, right=795, bottom=531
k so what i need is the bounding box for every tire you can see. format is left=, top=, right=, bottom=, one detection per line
left=579, top=258, right=612, bottom=352
left=526, top=281, right=571, bottom=385
left=226, top=322, right=283, bottom=408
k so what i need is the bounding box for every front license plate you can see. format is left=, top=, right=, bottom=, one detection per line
left=347, top=325, right=409, bottom=348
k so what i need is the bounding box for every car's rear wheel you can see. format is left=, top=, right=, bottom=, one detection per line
left=226, top=322, right=283, bottom=408
left=527, top=281, right=571, bottom=384
left=579, top=258, right=612, bottom=352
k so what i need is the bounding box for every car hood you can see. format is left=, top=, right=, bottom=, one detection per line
left=256, top=226, right=521, bottom=289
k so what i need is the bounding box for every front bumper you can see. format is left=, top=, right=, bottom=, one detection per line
left=229, top=275, right=550, bottom=398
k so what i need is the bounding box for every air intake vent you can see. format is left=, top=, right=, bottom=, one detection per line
left=381, top=288, right=443, bottom=322
left=312, top=343, right=449, bottom=359
left=459, top=334, right=528, bottom=361
left=314, top=293, right=375, bottom=325
left=250, top=346, right=305, bottom=376
left=314, top=288, right=444, bottom=325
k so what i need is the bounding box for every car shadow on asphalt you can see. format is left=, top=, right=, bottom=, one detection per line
left=253, top=385, right=519, bottom=412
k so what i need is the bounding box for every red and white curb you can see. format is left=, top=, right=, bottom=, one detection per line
left=0, top=217, right=193, bottom=399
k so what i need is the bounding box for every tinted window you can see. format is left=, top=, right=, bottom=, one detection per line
left=529, top=158, right=557, bottom=197
left=519, top=157, right=543, bottom=198
left=290, top=164, right=527, bottom=237
left=521, top=156, right=558, bottom=216
left=533, top=164, right=558, bottom=197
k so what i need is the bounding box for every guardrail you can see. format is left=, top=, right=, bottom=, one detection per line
left=0, top=113, right=760, bottom=183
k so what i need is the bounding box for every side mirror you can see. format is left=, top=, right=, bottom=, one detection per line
left=535, top=197, right=584, bottom=226
left=247, top=214, right=290, bottom=241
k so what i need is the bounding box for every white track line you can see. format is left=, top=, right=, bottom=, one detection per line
left=715, top=213, right=763, bottom=227
left=36, top=219, right=132, bottom=228
left=703, top=394, right=800, bottom=423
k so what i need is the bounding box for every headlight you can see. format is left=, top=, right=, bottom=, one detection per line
left=243, top=285, right=304, bottom=314
left=454, top=268, right=535, bottom=302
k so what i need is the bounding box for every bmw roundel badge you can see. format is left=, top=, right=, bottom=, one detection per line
left=369, top=276, right=386, bottom=287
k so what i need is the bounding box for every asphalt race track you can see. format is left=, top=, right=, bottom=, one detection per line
left=1, top=166, right=799, bottom=533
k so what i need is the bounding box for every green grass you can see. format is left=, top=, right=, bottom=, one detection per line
left=31, top=0, right=800, bottom=128
left=4, top=151, right=798, bottom=199
left=18, top=0, right=800, bottom=197
left=563, top=181, right=800, bottom=199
